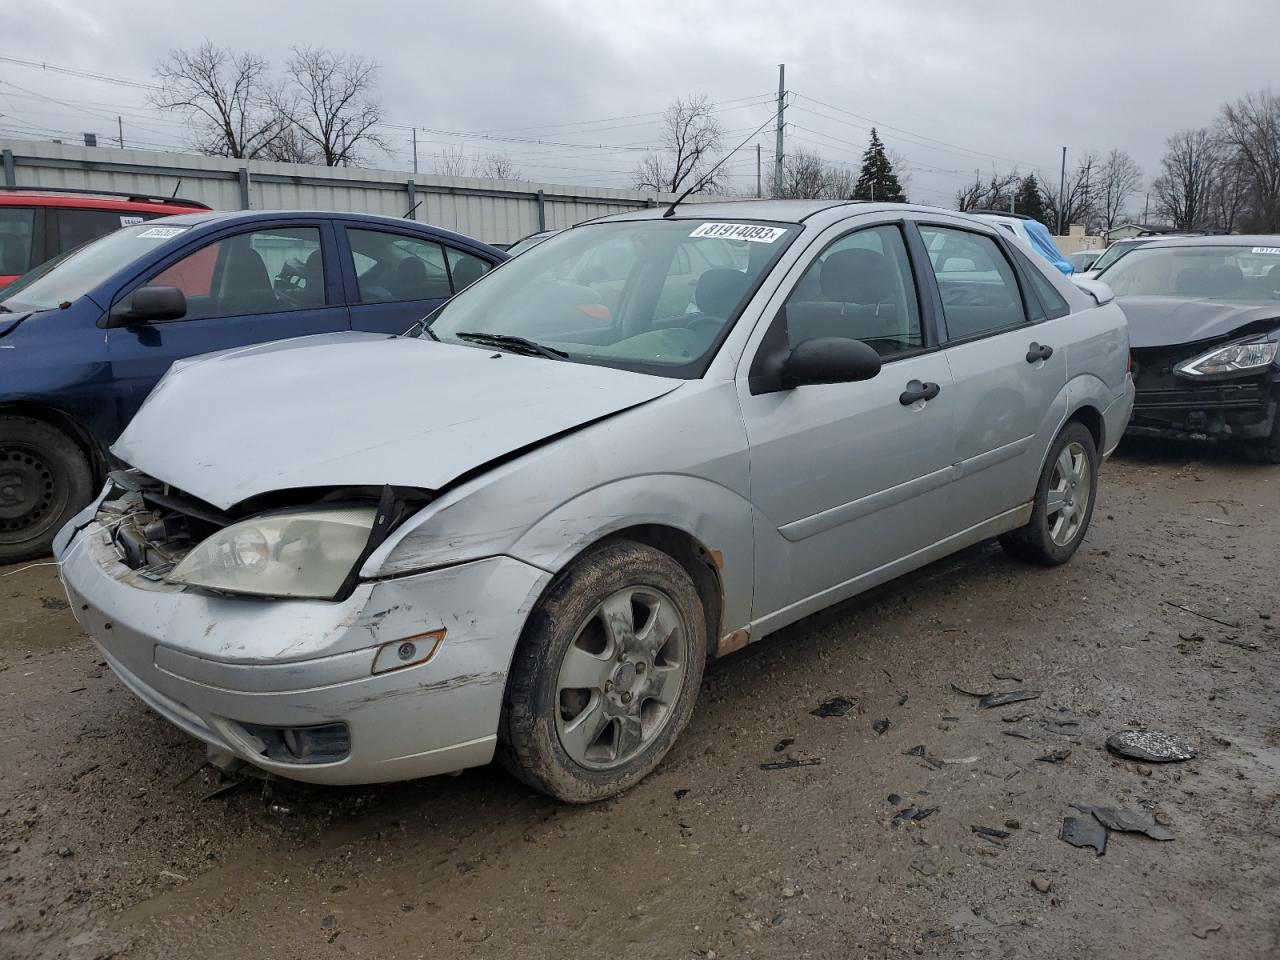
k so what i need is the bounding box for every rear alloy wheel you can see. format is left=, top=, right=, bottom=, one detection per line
left=0, top=417, right=93, bottom=564
left=500, top=541, right=706, bottom=802
left=1000, top=422, right=1098, bottom=566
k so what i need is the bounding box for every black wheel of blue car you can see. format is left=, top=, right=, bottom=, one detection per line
left=499, top=540, right=707, bottom=803
left=0, top=417, right=93, bottom=564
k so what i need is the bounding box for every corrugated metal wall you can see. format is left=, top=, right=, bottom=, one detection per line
left=0, top=139, right=724, bottom=245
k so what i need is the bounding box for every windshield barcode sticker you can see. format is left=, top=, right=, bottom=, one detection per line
left=1251, top=246, right=1280, bottom=254
left=689, top=222, right=786, bottom=243
left=137, top=226, right=187, bottom=239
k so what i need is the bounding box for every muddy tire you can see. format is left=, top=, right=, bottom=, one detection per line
left=499, top=540, right=706, bottom=803
left=0, top=417, right=93, bottom=565
left=1000, top=422, right=1098, bottom=567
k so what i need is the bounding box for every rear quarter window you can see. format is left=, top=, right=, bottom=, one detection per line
left=0, top=207, right=35, bottom=274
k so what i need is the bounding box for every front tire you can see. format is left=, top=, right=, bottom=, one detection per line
left=1000, top=422, right=1099, bottom=566
left=0, top=417, right=93, bottom=564
left=499, top=540, right=707, bottom=803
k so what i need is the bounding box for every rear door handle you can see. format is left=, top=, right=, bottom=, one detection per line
left=899, top=380, right=941, bottom=405
left=1026, top=342, right=1054, bottom=363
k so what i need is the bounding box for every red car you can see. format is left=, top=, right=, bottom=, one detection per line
left=0, top=187, right=209, bottom=288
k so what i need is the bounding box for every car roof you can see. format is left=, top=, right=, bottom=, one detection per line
left=154, top=209, right=505, bottom=253
left=0, top=192, right=207, bottom=213
left=590, top=199, right=981, bottom=226
left=1132, top=234, right=1280, bottom=250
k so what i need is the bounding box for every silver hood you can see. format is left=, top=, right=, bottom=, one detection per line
left=1119, top=297, right=1280, bottom=349
left=113, top=332, right=682, bottom=510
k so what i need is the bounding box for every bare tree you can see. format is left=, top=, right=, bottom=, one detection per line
left=277, top=46, right=387, bottom=166
left=634, top=94, right=723, bottom=194
left=887, top=148, right=913, bottom=199
left=954, top=170, right=1021, bottom=212
left=1152, top=128, right=1217, bottom=231
left=430, top=146, right=472, bottom=177
left=151, top=41, right=286, bottom=158
left=1208, top=151, right=1250, bottom=233
left=1218, top=89, right=1280, bottom=232
left=767, top=149, right=860, bottom=199
left=475, top=152, right=520, bottom=180
left=258, top=124, right=321, bottom=164
left=1097, top=149, right=1143, bottom=231
left=1041, top=151, right=1100, bottom=234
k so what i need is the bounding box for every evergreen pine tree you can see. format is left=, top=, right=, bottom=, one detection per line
left=1015, top=173, right=1049, bottom=227
left=852, top=128, right=906, bottom=202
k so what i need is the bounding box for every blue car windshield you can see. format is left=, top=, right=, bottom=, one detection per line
left=0, top=222, right=192, bottom=312
left=416, top=218, right=798, bottom=378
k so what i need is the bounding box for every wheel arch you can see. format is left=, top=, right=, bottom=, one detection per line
left=0, top=401, right=107, bottom=483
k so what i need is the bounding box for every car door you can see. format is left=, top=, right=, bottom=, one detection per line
left=913, top=222, right=1068, bottom=533
left=106, top=221, right=350, bottom=425
left=738, top=221, right=956, bottom=623
left=340, top=224, right=495, bottom=335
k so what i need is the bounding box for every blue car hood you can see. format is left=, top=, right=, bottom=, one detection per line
left=112, top=331, right=682, bottom=510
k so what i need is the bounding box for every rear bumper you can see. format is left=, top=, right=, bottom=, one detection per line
left=57, top=519, right=549, bottom=785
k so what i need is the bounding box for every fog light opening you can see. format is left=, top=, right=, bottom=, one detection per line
left=239, top=721, right=351, bottom=765
left=372, top=628, right=446, bottom=674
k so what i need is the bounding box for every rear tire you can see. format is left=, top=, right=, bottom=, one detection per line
left=0, top=417, right=93, bottom=564
left=499, top=540, right=706, bottom=803
left=1000, top=422, right=1098, bottom=567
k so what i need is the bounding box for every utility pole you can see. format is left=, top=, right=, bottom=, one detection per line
left=1057, top=146, right=1067, bottom=236
left=774, top=63, right=785, bottom=199
left=1142, top=191, right=1149, bottom=224
left=412, top=127, right=418, bottom=174
left=755, top=143, right=762, bottom=199
left=117, top=116, right=124, bottom=149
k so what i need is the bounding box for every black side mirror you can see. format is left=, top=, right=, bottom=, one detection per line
left=780, top=337, right=882, bottom=389
left=108, top=286, right=187, bottom=327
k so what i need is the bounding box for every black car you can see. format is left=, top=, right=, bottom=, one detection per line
left=1098, top=235, right=1280, bottom=460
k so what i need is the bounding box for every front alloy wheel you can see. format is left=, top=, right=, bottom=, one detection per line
left=500, top=541, right=707, bottom=802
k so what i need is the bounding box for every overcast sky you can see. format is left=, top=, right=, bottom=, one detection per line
left=2, top=0, right=1276, bottom=212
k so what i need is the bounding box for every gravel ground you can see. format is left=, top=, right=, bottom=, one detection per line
left=1, top=441, right=1277, bottom=960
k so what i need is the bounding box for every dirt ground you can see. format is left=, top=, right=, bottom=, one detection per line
left=1, top=440, right=1278, bottom=960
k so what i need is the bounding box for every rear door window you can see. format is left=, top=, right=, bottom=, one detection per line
left=0, top=207, right=34, bottom=274
left=346, top=228, right=452, bottom=303
left=919, top=226, right=1028, bottom=340
left=55, top=208, right=152, bottom=253
left=445, top=246, right=493, bottom=292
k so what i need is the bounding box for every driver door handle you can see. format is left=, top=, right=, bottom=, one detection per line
left=1026, top=342, right=1054, bottom=363
left=899, top=380, right=941, bottom=405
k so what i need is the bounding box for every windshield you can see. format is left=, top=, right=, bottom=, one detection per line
left=416, top=218, right=799, bottom=377
left=506, top=231, right=558, bottom=257
left=1101, top=244, right=1280, bottom=300
left=1091, top=240, right=1144, bottom=274
left=0, top=222, right=192, bottom=312
left=1067, top=250, right=1100, bottom=271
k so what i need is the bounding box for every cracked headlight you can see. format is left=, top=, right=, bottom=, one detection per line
left=1176, top=337, right=1279, bottom=377
left=168, top=507, right=377, bottom=599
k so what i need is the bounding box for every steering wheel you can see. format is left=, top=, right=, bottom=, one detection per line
left=683, top=313, right=724, bottom=339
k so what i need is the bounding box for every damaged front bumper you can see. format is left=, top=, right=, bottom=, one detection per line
left=57, top=518, right=548, bottom=785
left=1128, top=352, right=1279, bottom=444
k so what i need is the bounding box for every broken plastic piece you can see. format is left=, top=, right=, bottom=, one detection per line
left=903, top=744, right=945, bottom=770
left=872, top=718, right=891, bottom=736
left=1036, top=749, right=1072, bottom=763
left=1072, top=804, right=1174, bottom=841
left=760, top=758, right=823, bottom=770
left=979, top=690, right=1042, bottom=709
left=1059, top=816, right=1107, bottom=854
left=1105, top=731, right=1196, bottom=763
left=971, top=825, right=1011, bottom=840
left=810, top=696, right=856, bottom=718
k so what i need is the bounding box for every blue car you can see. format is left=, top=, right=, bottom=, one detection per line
left=0, top=210, right=506, bottom=561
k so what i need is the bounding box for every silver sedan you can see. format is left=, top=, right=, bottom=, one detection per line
left=56, top=200, right=1134, bottom=802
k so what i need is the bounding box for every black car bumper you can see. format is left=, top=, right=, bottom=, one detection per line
left=1129, top=351, right=1279, bottom=444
